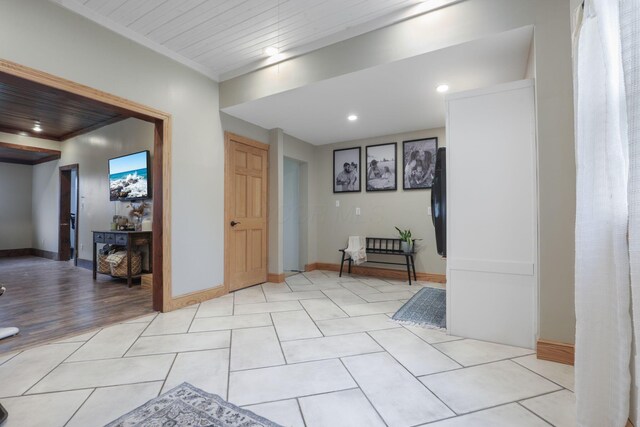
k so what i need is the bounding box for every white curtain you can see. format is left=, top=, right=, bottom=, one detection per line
left=574, top=0, right=632, bottom=426
left=621, top=0, right=640, bottom=424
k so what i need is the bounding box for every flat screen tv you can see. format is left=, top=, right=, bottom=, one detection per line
left=109, top=150, right=151, bottom=201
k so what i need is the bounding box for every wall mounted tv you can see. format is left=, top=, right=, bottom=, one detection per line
left=109, top=150, right=151, bottom=201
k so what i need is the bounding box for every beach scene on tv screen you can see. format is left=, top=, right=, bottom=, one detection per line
left=109, top=151, right=149, bottom=200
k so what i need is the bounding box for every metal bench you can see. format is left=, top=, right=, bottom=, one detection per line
left=339, top=237, right=417, bottom=285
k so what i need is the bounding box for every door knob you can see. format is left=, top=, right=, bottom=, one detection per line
left=230, top=221, right=241, bottom=227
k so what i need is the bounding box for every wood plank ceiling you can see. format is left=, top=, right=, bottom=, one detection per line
left=0, top=71, right=132, bottom=141
left=51, top=0, right=417, bottom=79
left=0, top=141, right=61, bottom=165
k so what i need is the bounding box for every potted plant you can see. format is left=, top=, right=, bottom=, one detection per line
left=395, top=227, right=414, bottom=253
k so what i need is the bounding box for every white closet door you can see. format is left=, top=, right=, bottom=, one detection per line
left=446, top=80, right=538, bottom=349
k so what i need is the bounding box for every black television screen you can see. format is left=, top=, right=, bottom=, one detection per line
left=109, top=150, right=151, bottom=201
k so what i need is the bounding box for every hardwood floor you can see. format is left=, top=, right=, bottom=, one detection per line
left=0, top=256, right=154, bottom=354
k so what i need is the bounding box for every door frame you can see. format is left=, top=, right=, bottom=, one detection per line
left=0, top=58, right=173, bottom=312
left=224, top=132, right=270, bottom=293
left=59, top=163, right=79, bottom=265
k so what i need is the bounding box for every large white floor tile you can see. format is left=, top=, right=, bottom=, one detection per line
left=1, top=389, right=92, bottom=427
left=281, top=333, right=382, bottom=363
left=521, top=389, right=576, bottom=427
left=0, top=343, right=81, bottom=397
left=402, top=325, right=463, bottom=344
left=54, top=329, right=99, bottom=344
left=123, top=313, right=158, bottom=324
left=362, top=291, right=414, bottom=302
left=228, top=359, right=356, bottom=406
left=67, top=322, right=146, bottom=362
left=420, top=360, right=561, bottom=414
left=341, top=301, right=404, bottom=316
left=195, top=295, right=234, bottom=318
left=272, top=310, right=322, bottom=341
left=300, top=298, right=348, bottom=320
left=342, top=352, right=454, bottom=426
left=322, top=289, right=367, bottom=306
left=299, top=388, right=385, bottom=427
left=29, top=354, right=175, bottom=393
left=142, top=307, right=197, bottom=335
left=126, top=331, right=230, bottom=356
left=369, top=329, right=461, bottom=376
left=316, top=314, right=400, bottom=336
left=189, top=313, right=272, bottom=332
left=243, top=400, right=305, bottom=427
left=261, top=282, right=292, bottom=294
left=162, top=349, right=229, bottom=397
left=512, top=354, right=575, bottom=391
left=288, top=282, right=344, bottom=292
left=341, top=281, right=380, bottom=295
left=231, top=326, right=284, bottom=371
left=233, top=285, right=266, bottom=304
left=234, top=301, right=302, bottom=315
left=423, top=403, right=550, bottom=427
left=266, top=290, right=326, bottom=302
left=0, top=351, right=19, bottom=366
left=66, top=382, right=163, bottom=427
left=434, top=339, right=534, bottom=366
left=372, top=284, right=412, bottom=293
left=285, top=275, right=313, bottom=285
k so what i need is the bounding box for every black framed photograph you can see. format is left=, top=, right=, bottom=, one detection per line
left=333, top=147, right=361, bottom=193
left=403, top=137, right=438, bottom=190
left=365, top=142, right=397, bottom=191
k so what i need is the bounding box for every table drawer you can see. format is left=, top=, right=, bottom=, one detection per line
left=115, top=234, right=128, bottom=245
left=105, top=233, right=116, bottom=244
left=94, top=232, right=105, bottom=243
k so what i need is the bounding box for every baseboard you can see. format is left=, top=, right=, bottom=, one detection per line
left=304, top=263, right=318, bottom=272
left=31, top=248, right=59, bottom=261
left=168, top=285, right=227, bottom=311
left=268, top=273, right=286, bottom=283
left=627, top=419, right=635, bottom=427
left=314, top=262, right=446, bottom=283
left=536, top=339, right=574, bottom=366
left=0, top=248, right=32, bottom=258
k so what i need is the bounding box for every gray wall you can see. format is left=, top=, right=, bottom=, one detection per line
left=0, top=163, right=33, bottom=250
left=1, top=0, right=224, bottom=297
left=221, top=0, right=576, bottom=344
left=315, top=128, right=447, bottom=275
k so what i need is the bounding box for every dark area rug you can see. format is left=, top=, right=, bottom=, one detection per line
left=105, top=382, right=283, bottom=427
left=392, top=286, right=446, bottom=329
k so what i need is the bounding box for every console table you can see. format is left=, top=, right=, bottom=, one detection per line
left=92, top=230, right=152, bottom=287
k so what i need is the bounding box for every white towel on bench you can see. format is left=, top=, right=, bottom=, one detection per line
left=345, top=236, right=367, bottom=266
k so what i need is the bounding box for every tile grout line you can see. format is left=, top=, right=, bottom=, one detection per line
left=516, top=401, right=557, bottom=426
left=295, top=397, right=309, bottom=427
left=226, top=330, right=233, bottom=401
left=159, top=353, right=179, bottom=395
left=62, top=387, right=96, bottom=427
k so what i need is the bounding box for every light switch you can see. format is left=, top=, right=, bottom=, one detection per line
left=335, top=200, right=340, bottom=207
left=427, top=206, right=432, bottom=216
left=355, top=207, right=361, bottom=215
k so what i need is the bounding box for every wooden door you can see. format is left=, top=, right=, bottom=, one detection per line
left=225, top=133, right=269, bottom=291
left=58, top=167, right=72, bottom=261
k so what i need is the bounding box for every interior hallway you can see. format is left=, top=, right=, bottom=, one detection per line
left=0, top=270, right=574, bottom=426
left=0, top=256, right=153, bottom=353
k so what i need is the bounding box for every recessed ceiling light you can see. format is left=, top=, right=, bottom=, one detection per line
left=348, top=114, right=358, bottom=121
left=32, top=121, right=42, bottom=132
left=436, top=84, right=450, bottom=93
left=264, top=46, right=279, bottom=57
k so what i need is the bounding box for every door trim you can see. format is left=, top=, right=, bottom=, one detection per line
left=0, top=58, right=172, bottom=312
left=59, top=164, right=79, bottom=265
left=224, top=132, right=270, bottom=293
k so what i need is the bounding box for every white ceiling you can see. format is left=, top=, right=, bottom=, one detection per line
left=222, top=26, right=534, bottom=145
left=50, top=0, right=456, bottom=80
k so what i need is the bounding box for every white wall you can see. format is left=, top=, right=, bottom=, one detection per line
left=283, top=158, right=301, bottom=271
left=220, top=112, right=269, bottom=144
left=1, top=0, right=224, bottom=297
left=0, top=163, right=33, bottom=250
left=315, top=128, right=447, bottom=275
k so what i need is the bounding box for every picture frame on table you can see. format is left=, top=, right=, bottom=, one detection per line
left=402, top=137, right=438, bottom=190
left=333, top=147, right=361, bottom=193
left=365, top=142, right=397, bottom=192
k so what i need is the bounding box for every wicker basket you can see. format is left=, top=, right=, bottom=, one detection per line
left=110, top=252, right=142, bottom=277
left=97, top=253, right=111, bottom=274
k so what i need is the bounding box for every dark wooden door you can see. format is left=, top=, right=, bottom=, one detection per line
left=58, top=165, right=78, bottom=262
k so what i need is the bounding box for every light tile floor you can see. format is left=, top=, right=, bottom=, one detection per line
left=0, top=270, right=575, bottom=427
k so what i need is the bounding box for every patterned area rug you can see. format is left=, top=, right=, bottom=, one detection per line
left=392, top=287, right=446, bottom=329
left=105, top=383, right=283, bottom=427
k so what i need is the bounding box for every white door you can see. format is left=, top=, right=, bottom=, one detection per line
left=446, top=80, right=538, bottom=349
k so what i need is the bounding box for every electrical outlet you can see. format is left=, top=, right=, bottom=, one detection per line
left=335, top=200, right=340, bottom=207
left=427, top=206, right=432, bottom=216
left=355, top=207, right=361, bottom=215
left=80, top=243, right=83, bottom=250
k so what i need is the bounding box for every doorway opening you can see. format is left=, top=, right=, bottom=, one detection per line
left=283, top=157, right=308, bottom=274
left=59, top=164, right=79, bottom=265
